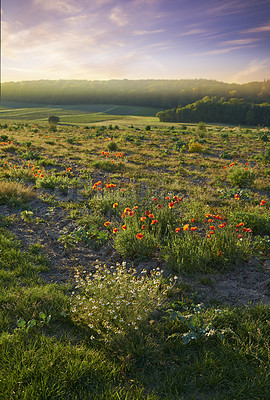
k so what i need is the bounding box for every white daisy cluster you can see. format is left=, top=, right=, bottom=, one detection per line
left=71, top=262, right=172, bottom=341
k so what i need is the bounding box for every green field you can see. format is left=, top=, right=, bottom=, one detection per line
left=0, top=102, right=162, bottom=125
left=0, top=106, right=269, bottom=399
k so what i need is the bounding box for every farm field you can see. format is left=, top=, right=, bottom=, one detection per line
left=0, top=110, right=269, bottom=399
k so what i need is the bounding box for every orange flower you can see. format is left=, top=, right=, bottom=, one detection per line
left=206, top=214, right=211, bottom=218
left=136, top=233, right=144, bottom=240
left=260, top=200, right=266, bottom=206
left=209, top=230, right=215, bottom=235
left=153, top=197, right=158, bottom=202
left=223, top=166, right=226, bottom=169
left=122, top=224, right=127, bottom=230
left=168, top=202, right=174, bottom=208
left=124, top=207, right=131, bottom=213
left=191, top=218, right=195, bottom=223
left=208, top=219, right=214, bottom=223
left=104, top=221, right=111, bottom=227
left=209, top=226, right=215, bottom=230
left=113, top=203, right=118, bottom=208
left=151, top=219, right=158, bottom=225
left=219, top=223, right=226, bottom=228
left=148, top=214, right=154, bottom=218
left=234, top=194, right=240, bottom=200
left=140, top=216, right=146, bottom=221
left=113, top=228, right=118, bottom=233
left=40, top=174, right=44, bottom=178
left=183, top=224, right=189, bottom=231
left=190, top=227, right=197, bottom=231
left=165, top=196, right=170, bottom=200
left=229, top=162, right=235, bottom=167
left=175, top=228, right=181, bottom=233
left=141, top=225, right=146, bottom=229
left=134, top=206, right=138, bottom=209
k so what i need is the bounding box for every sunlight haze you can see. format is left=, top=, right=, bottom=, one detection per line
left=2, top=0, right=270, bottom=83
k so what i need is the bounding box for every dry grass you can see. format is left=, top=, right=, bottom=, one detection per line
left=0, top=181, right=35, bottom=204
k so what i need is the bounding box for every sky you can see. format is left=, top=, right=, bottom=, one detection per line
left=1, top=0, right=270, bottom=83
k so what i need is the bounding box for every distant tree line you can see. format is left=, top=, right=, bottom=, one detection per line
left=1, top=79, right=270, bottom=110
left=156, top=97, right=270, bottom=126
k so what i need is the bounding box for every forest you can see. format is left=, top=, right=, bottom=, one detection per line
left=156, top=96, right=270, bottom=125
left=1, top=79, right=270, bottom=110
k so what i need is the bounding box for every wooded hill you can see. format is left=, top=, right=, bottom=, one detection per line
left=1, top=79, right=270, bottom=110
left=156, top=96, right=270, bottom=126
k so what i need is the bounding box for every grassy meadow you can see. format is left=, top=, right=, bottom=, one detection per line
left=0, top=105, right=269, bottom=399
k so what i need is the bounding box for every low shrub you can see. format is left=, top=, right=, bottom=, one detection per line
left=188, top=141, right=203, bottom=153
left=71, top=262, right=171, bottom=341
left=228, top=168, right=255, bottom=188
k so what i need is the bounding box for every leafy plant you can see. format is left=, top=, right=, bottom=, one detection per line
left=228, top=168, right=255, bottom=188
left=166, top=302, right=234, bottom=344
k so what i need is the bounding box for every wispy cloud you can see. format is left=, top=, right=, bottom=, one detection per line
left=133, top=29, right=164, bottom=35
left=242, top=23, right=270, bottom=33
left=109, top=6, right=129, bottom=26
left=196, top=46, right=243, bottom=56
left=231, top=58, right=270, bottom=82
left=221, top=38, right=260, bottom=46
left=32, top=0, right=82, bottom=14
left=178, top=29, right=208, bottom=36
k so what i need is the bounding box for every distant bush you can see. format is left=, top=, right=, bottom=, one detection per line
left=188, top=141, right=203, bottom=153
left=107, top=141, right=118, bottom=151
left=228, top=168, right=255, bottom=188
left=230, top=211, right=270, bottom=235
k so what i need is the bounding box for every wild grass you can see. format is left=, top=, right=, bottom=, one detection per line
left=0, top=111, right=269, bottom=399
left=0, top=181, right=35, bottom=205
